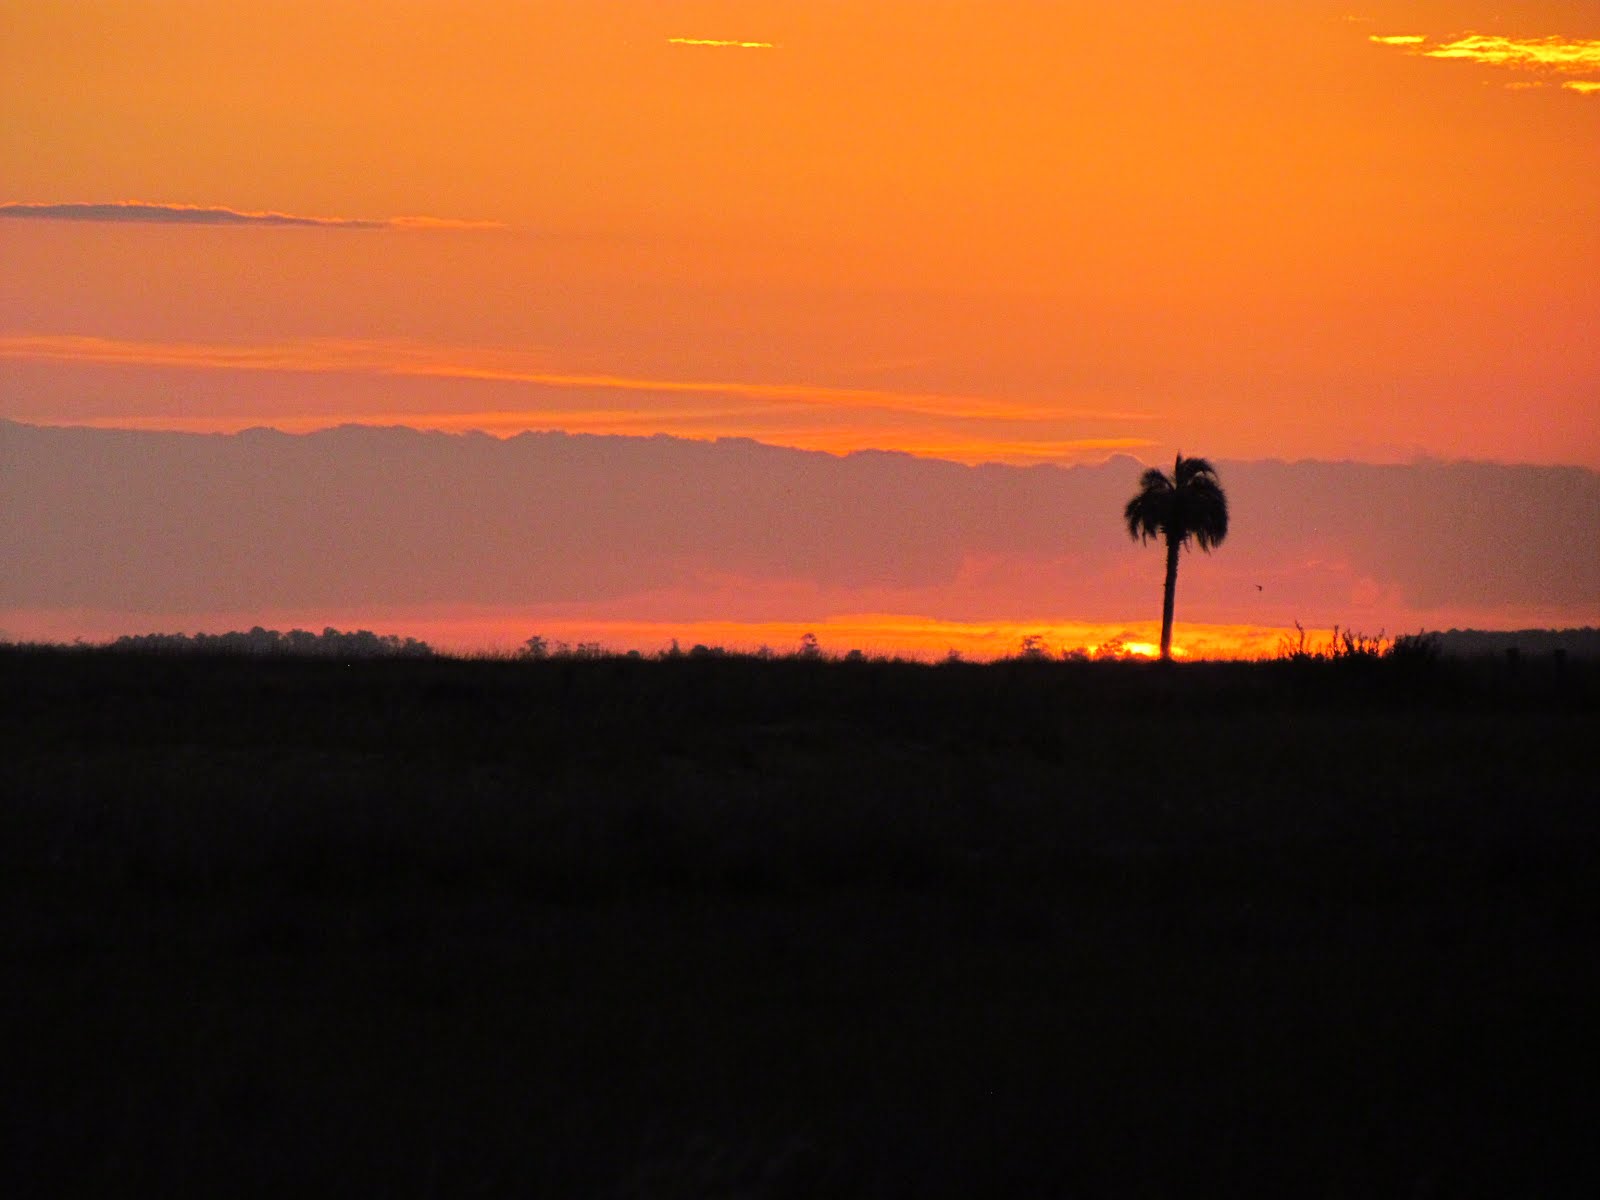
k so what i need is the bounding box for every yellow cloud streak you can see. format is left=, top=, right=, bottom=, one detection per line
left=1421, top=34, right=1600, bottom=72
left=1369, top=31, right=1600, bottom=94
left=0, top=334, right=1155, bottom=425
left=666, top=37, right=775, bottom=49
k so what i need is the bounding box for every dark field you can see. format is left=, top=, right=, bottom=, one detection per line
left=4, top=647, right=1597, bottom=1196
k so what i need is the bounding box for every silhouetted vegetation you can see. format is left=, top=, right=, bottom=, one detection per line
left=1124, top=453, right=1229, bottom=660
left=1275, top=621, right=1438, bottom=663
left=4, top=645, right=1596, bottom=1195
left=106, top=625, right=436, bottom=658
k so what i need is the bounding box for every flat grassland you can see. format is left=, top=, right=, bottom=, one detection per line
left=4, top=648, right=1596, bottom=1196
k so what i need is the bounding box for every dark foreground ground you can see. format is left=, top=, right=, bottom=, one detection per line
left=3, top=647, right=1597, bottom=1196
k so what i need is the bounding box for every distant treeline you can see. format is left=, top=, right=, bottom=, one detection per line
left=107, top=627, right=435, bottom=658
left=1428, top=628, right=1600, bottom=660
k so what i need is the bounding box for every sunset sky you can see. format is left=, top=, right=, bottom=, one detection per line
left=3, top=1, right=1597, bottom=655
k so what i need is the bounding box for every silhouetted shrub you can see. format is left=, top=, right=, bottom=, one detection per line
left=1277, top=622, right=1389, bottom=662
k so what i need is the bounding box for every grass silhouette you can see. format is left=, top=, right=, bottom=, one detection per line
left=3, top=645, right=1596, bottom=1195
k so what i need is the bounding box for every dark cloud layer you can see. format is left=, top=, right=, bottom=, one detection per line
left=1, top=420, right=1594, bottom=623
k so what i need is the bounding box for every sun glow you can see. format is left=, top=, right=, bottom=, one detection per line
left=1087, top=641, right=1168, bottom=660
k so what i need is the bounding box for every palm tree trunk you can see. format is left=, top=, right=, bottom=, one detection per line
left=1160, top=530, right=1180, bottom=661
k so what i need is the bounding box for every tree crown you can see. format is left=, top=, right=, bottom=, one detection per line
left=1124, top=453, right=1229, bottom=552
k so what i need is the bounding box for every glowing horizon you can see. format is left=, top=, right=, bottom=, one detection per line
left=0, top=604, right=1336, bottom=663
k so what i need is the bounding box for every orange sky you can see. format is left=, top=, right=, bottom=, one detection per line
left=3, top=2, right=1597, bottom=653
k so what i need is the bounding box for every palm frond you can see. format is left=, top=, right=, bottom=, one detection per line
left=1137, top=467, right=1172, bottom=493
left=1123, top=455, right=1228, bottom=550
left=1124, top=475, right=1174, bottom=543
left=1174, top=455, right=1220, bottom=487
left=1186, top=477, right=1229, bottom=551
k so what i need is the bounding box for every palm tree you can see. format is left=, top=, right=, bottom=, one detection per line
left=1124, top=453, right=1229, bottom=661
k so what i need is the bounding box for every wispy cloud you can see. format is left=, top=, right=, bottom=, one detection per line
left=0, top=334, right=1154, bottom=425
left=1370, top=32, right=1600, bottom=93
left=0, top=334, right=1157, bottom=465
left=0, top=201, right=504, bottom=229
left=666, top=37, right=775, bottom=49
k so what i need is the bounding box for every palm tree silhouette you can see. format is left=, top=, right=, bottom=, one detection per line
left=1124, top=453, right=1229, bottom=661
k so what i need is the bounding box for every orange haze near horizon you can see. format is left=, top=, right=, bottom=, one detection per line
left=0, top=603, right=1308, bottom=664
left=3, top=2, right=1597, bottom=652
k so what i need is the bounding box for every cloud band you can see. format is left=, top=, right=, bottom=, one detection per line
left=0, top=201, right=504, bottom=229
